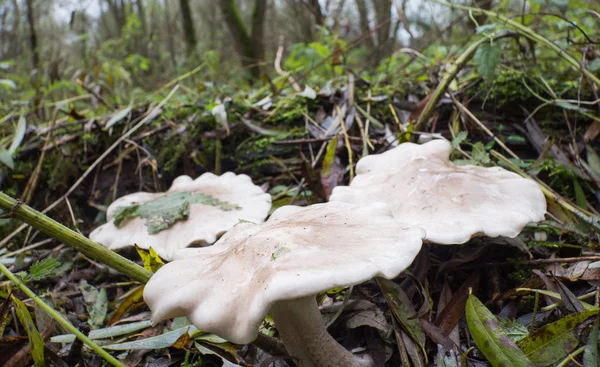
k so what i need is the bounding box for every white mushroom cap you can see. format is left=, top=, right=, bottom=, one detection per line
left=143, top=201, right=424, bottom=344
left=89, top=172, right=272, bottom=260
left=330, top=139, right=546, bottom=244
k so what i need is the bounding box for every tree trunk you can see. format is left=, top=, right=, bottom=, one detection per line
left=0, top=6, right=7, bottom=59
left=355, top=0, right=375, bottom=49
left=10, top=0, right=21, bottom=58
left=25, top=0, right=39, bottom=69
left=219, top=0, right=267, bottom=81
left=179, top=0, right=197, bottom=55
left=105, top=0, right=126, bottom=35
left=373, top=0, right=391, bottom=61
left=250, top=0, right=267, bottom=65
left=136, top=0, right=147, bottom=36
left=308, top=0, right=324, bottom=27
left=163, top=0, right=177, bottom=69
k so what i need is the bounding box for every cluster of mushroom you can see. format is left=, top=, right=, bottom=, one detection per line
left=90, top=139, right=547, bottom=367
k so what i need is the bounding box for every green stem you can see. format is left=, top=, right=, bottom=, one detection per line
left=0, top=262, right=126, bottom=367
left=417, top=1, right=600, bottom=131
left=415, top=32, right=512, bottom=131
left=490, top=150, right=600, bottom=234
left=0, top=192, right=152, bottom=283
left=430, top=0, right=600, bottom=87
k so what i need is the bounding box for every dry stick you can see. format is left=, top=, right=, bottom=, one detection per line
left=274, top=135, right=382, bottom=145
left=75, top=79, right=115, bottom=110
left=451, top=96, right=520, bottom=159
left=414, top=31, right=515, bottom=131
left=491, top=150, right=600, bottom=233
left=0, top=85, right=179, bottom=249
left=274, top=36, right=302, bottom=93
left=446, top=256, right=600, bottom=272
left=336, top=106, right=354, bottom=182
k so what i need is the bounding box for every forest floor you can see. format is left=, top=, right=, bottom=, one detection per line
left=1, top=28, right=600, bottom=367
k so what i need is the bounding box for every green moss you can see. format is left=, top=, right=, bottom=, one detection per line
left=157, top=137, right=187, bottom=173
left=235, top=128, right=306, bottom=165
left=478, top=68, right=587, bottom=106
left=507, top=265, right=531, bottom=284
left=483, top=69, right=532, bottom=105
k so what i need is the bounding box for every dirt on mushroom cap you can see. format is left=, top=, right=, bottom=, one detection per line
left=90, top=172, right=272, bottom=260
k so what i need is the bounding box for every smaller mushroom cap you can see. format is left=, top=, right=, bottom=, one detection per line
left=143, top=201, right=424, bottom=344
left=330, top=139, right=546, bottom=244
left=90, top=172, right=271, bottom=260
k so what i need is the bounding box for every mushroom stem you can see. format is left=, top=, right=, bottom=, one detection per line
left=269, top=296, right=365, bottom=367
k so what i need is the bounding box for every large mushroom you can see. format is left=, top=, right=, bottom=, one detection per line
left=330, top=139, right=546, bottom=244
left=90, top=172, right=271, bottom=260
left=143, top=201, right=425, bottom=367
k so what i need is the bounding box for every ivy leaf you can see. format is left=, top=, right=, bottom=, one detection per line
left=112, top=191, right=240, bottom=235
left=474, top=42, right=501, bottom=80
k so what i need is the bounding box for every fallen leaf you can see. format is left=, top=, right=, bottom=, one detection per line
left=465, top=294, right=533, bottom=367
left=518, top=309, right=599, bottom=366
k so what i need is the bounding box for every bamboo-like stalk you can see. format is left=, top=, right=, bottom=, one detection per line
left=416, top=1, right=600, bottom=131
left=0, top=192, right=152, bottom=283
left=432, top=0, right=600, bottom=87
left=414, top=32, right=513, bottom=131
left=0, top=262, right=126, bottom=367
left=490, top=150, right=600, bottom=234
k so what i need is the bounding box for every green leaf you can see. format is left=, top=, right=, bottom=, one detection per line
left=451, top=131, right=468, bottom=149
left=50, top=320, right=152, bottom=343
left=24, top=258, right=61, bottom=282
left=9, top=115, right=26, bottom=154
left=506, top=135, right=526, bottom=144
left=12, top=296, right=45, bottom=366
left=554, top=101, right=592, bottom=114
left=588, top=59, right=600, bottom=72
left=499, top=318, right=529, bottom=343
left=0, top=149, right=14, bottom=170
left=104, top=106, right=132, bottom=129
left=518, top=309, right=600, bottom=367
left=583, top=318, right=599, bottom=367
left=471, top=142, right=491, bottom=166
left=474, top=42, right=501, bottom=80
left=0, top=79, right=16, bottom=89
left=585, top=144, right=600, bottom=181
left=136, top=246, right=165, bottom=272
left=573, top=177, right=588, bottom=210
left=104, top=325, right=195, bottom=350
left=78, top=282, right=108, bottom=329
left=466, top=294, right=533, bottom=367
left=112, top=191, right=241, bottom=234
